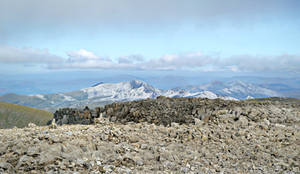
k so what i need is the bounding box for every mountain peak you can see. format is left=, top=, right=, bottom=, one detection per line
left=129, top=80, right=148, bottom=89
left=228, top=80, right=248, bottom=87
left=91, top=82, right=104, bottom=87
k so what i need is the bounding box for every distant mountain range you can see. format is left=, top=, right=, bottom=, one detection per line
left=175, top=80, right=280, bottom=99
left=0, top=80, right=282, bottom=112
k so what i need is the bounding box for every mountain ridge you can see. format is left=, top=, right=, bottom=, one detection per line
left=0, top=80, right=281, bottom=112
left=175, top=80, right=280, bottom=99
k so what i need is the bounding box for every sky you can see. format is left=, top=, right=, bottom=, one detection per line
left=0, top=0, right=300, bottom=94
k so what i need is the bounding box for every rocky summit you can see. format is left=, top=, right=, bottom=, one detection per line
left=0, top=97, right=299, bottom=173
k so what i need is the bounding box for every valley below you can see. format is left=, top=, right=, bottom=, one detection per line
left=0, top=97, right=299, bottom=173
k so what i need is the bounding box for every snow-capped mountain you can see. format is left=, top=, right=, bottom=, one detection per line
left=0, top=80, right=280, bottom=112
left=163, top=89, right=237, bottom=100
left=81, top=80, right=237, bottom=102
left=176, top=80, right=280, bottom=100
left=81, top=80, right=161, bottom=101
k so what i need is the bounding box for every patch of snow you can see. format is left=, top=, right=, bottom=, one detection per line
left=220, top=96, right=239, bottom=101
left=34, top=94, right=46, bottom=100
left=222, top=88, right=232, bottom=94
left=59, top=94, right=76, bottom=101
left=246, top=96, right=254, bottom=100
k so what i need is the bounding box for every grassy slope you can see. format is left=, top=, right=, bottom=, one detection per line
left=0, top=102, right=53, bottom=129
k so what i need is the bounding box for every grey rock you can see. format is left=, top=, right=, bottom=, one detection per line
left=0, top=97, right=299, bottom=173
left=27, top=146, right=40, bottom=156
left=0, top=161, right=14, bottom=170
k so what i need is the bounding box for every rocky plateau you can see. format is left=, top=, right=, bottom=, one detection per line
left=0, top=97, right=299, bottom=173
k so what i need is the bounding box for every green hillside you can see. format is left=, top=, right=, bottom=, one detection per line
left=0, top=102, right=53, bottom=129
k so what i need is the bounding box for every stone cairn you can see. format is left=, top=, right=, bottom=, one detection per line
left=53, top=106, right=101, bottom=125
left=53, top=96, right=299, bottom=126
left=53, top=96, right=210, bottom=126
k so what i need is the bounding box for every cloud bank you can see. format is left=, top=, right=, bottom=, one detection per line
left=1, top=0, right=299, bottom=41
left=0, top=46, right=62, bottom=64
left=1, top=46, right=299, bottom=73
left=1, top=0, right=298, bottom=25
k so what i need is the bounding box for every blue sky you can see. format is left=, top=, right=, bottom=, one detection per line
left=0, top=0, right=300, bottom=94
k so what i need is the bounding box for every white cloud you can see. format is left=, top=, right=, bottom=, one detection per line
left=60, top=50, right=299, bottom=73
left=219, top=54, right=300, bottom=73
left=118, top=55, right=144, bottom=64
left=1, top=0, right=299, bottom=41
left=50, top=49, right=114, bottom=69
left=1, top=0, right=297, bottom=26
left=68, top=49, right=98, bottom=60
left=1, top=46, right=299, bottom=73
left=0, top=46, right=63, bottom=64
left=142, top=53, right=218, bottom=70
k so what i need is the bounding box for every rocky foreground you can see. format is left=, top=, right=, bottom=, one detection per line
left=0, top=97, right=299, bottom=173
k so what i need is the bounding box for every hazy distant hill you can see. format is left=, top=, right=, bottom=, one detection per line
left=0, top=102, right=53, bottom=129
